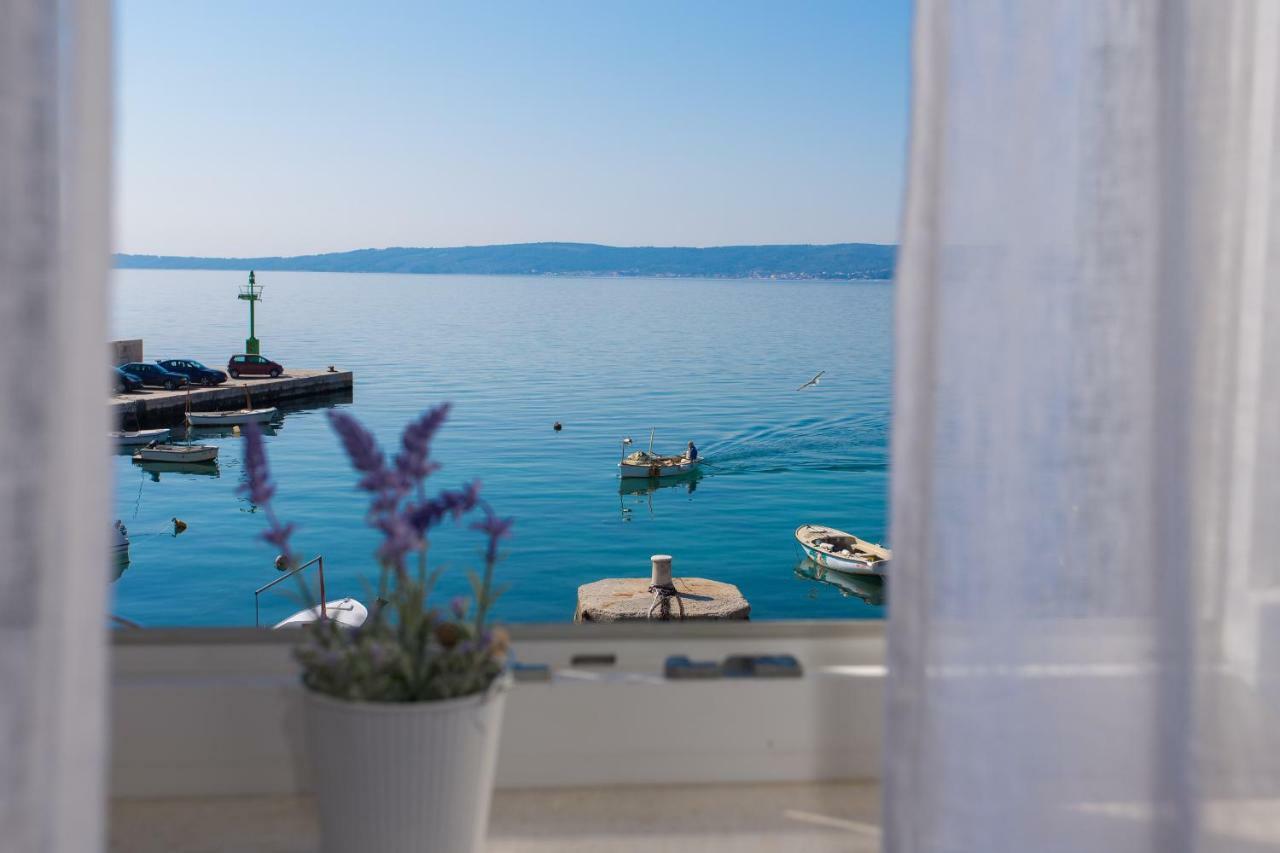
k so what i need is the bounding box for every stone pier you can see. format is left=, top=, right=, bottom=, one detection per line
left=112, top=369, right=354, bottom=428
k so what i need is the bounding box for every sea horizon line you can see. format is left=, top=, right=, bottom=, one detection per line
left=115, top=241, right=898, bottom=281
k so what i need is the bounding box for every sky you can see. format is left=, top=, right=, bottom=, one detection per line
left=115, top=1, right=911, bottom=257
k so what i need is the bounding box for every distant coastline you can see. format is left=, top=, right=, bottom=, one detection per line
left=114, top=241, right=896, bottom=281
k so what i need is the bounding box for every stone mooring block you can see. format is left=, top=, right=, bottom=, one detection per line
left=574, top=577, right=750, bottom=622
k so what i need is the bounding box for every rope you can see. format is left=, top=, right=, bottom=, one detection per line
left=647, top=582, right=685, bottom=621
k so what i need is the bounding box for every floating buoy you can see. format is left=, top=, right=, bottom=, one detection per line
left=274, top=554, right=289, bottom=571
left=553, top=421, right=562, bottom=432
left=171, top=517, right=188, bottom=535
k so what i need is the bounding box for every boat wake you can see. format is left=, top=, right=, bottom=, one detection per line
left=701, top=413, right=888, bottom=475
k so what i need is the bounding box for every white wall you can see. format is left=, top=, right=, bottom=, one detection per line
left=110, top=622, right=886, bottom=797
left=110, top=340, right=143, bottom=365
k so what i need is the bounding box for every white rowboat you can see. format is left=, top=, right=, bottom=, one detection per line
left=186, top=407, right=278, bottom=426
left=111, top=428, right=171, bottom=447
left=795, top=524, right=891, bottom=575
left=273, top=597, right=368, bottom=630
left=618, top=450, right=701, bottom=479
left=133, top=443, right=219, bottom=464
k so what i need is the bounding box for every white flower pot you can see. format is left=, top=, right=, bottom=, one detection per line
left=303, top=675, right=510, bottom=853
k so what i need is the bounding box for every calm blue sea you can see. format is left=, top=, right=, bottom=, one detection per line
left=110, top=270, right=891, bottom=626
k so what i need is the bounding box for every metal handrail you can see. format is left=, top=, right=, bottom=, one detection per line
left=254, top=555, right=326, bottom=627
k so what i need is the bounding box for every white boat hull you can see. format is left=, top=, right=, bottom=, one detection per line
left=798, top=542, right=885, bottom=575
left=112, top=428, right=171, bottom=447
left=187, top=407, right=278, bottom=426
left=274, top=597, right=368, bottom=629
left=133, top=444, right=219, bottom=464
left=618, top=458, right=700, bottom=479
left=795, top=524, right=890, bottom=576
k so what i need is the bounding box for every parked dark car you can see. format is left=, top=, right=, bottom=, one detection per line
left=158, top=358, right=227, bottom=386
left=119, top=362, right=189, bottom=390
left=113, top=366, right=143, bottom=393
left=227, top=354, right=283, bottom=379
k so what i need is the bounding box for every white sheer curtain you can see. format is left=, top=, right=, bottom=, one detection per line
left=888, top=1, right=1280, bottom=851
left=0, top=0, right=111, bottom=850
left=887, top=1, right=1280, bottom=850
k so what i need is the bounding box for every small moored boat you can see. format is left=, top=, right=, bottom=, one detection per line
left=795, top=524, right=891, bottom=575
left=111, top=428, right=171, bottom=447
left=186, top=407, right=278, bottom=426
left=273, top=597, right=368, bottom=630
left=133, top=443, right=219, bottom=464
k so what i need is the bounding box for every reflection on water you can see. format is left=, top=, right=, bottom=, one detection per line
left=618, top=471, right=702, bottom=522
left=617, top=470, right=702, bottom=496
left=181, top=422, right=281, bottom=440
left=134, top=460, right=222, bottom=481
left=793, top=559, right=886, bottom=606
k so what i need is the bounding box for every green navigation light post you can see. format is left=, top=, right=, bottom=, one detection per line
left=238, top=270, right=263, bottom=355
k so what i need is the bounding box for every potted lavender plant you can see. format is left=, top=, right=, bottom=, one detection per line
left=241, top=404, right=513, bottom=853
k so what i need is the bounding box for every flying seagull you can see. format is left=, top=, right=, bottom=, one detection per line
left=796, top=370, right=825, bottom=391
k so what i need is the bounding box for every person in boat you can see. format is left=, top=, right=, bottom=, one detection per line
left=685, top=440, right=698, bottom=462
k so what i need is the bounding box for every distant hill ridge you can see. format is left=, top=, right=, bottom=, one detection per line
left=114, top=242, right=896, bottom=280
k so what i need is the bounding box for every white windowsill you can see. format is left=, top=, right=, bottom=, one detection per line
left=111, top=781, right=883, bottom=853
left=111, top=620, right=887, bottom=798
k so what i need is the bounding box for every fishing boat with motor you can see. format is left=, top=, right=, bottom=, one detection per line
left=618, top=429, right=702, bottom=479
left=132, top=443, right=219, bottom=464
left=111, top=427, right=171, bottom=447
left=795, top=524, right=891, bottom=575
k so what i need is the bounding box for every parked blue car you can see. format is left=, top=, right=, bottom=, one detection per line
left=119, top=362, right=189, bottom=390
left=113, top=366, right=144, bottom=393
left=157, top=358, right=227, bottom=387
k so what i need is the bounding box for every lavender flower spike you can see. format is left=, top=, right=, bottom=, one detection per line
left=406, top=480, right=482, bottom=536
left=327, top=410, right=387, bottom=482
left=239, top=420, right=296, bottom=566
left=375, top=514, right=422, bottom=572
left=471, top=505, right=514, bottom=565
left=395, top=403, right=451, bottom=481
left=238, top=419, right=276, bottom=505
